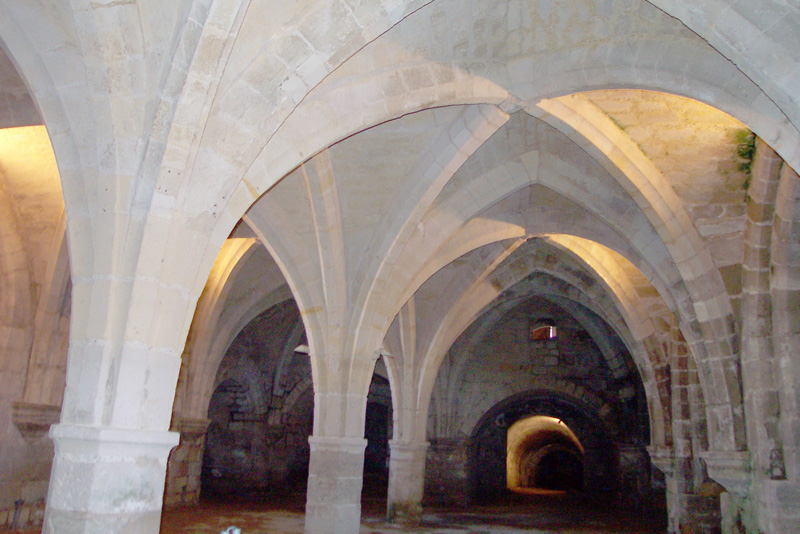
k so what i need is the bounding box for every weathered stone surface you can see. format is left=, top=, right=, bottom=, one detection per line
left=0, top=2, right=799, bottom=534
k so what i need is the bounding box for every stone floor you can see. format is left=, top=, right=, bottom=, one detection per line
left=159, top=490, right=667, bottom=534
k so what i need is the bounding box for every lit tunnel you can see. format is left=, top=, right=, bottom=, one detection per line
left=468, top=391, right=619, bottom=503
left=507, top=415, right=585, bottom=494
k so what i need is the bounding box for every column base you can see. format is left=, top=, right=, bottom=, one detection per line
left=387, top=440, right=429, bottom=524
left=44, top=424, right=179, bottom=534
left=304, top=436, right=367, bottom=534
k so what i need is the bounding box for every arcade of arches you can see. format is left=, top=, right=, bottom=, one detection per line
left=0, top=1, right=799, bottom=533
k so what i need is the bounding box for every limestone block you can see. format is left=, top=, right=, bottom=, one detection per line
left=387, top=440, right=429, bottom=522
left=44, top=424, right=178, bottom=534
left=305, top=436, right=367, bottom=534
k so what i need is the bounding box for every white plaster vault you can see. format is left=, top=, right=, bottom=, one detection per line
left=0, top=0, right=799, bottom=533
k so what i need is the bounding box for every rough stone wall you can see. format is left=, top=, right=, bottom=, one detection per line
left=201, top=363, right=313, bottom=494
left=425, top=438, right=470, bottom=506
left=196, top=300, right=393, bottom=498
left=427, top=293, right=650, bottom=503
left=189, top=300, right=309, bottom=496
left=433, top=296, right=645, bottom=440
left=619, top=446, right=662, bottom=509
left=164, top=419, right=209, bottom=507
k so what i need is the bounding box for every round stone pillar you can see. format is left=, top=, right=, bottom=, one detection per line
left=387, top=440, right=429, bottom=523
left=44, top=424, right=179, bottom=534
left=305, top=436, right=367, bottom=534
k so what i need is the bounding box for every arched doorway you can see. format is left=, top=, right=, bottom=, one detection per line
left=469, top=391, right=617, bottom=502
left=507, top=415, right=585, bottom=493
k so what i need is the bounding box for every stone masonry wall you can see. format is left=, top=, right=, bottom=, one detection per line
left=425, top=438, right=470, bottom=506
left=427, top=294, right=651, bottom=504
left=164, top=419, right=210, bottom=507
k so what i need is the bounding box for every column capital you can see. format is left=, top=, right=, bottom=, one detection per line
left=49, top=423, right=179, bottom=456
left=307, top=435, right=367, bottom=453
left=389, top=439, right=430, bottom=453
left=12, top=401, right=61, bottom=442
left=171, top=417, right=211, bottom=436
left=647, top=445, right=675, bottom=476
left=699, top=450, right=751, bottom=496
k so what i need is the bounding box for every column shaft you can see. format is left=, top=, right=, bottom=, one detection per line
left=387, top=440, right=428, bottom=522
left=304, top=436, right=367, bottom=534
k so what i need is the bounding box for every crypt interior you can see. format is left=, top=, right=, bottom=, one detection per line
left=1, top=1, right=800, bottom=533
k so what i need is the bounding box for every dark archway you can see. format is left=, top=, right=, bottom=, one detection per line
left=362, top=372, right=393, bottom=509
left=364, top=401, right=390, bottom=474
left=523, top=445, right=584, bottom=491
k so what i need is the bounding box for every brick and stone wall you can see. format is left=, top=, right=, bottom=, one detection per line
left=188, top=300, right=393, bottom=499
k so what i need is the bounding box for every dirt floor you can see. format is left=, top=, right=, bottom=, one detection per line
left=4, top=485, right=667, bottom=533
left=159, top=489, right=667, bottom=534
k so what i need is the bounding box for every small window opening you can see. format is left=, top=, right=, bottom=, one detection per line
left=530, top=324, right=557, bottom=341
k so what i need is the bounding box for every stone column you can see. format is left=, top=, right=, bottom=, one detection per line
left=738, top=140, right=793, bottom=534
left=305, top=436, right=367, bottom=534
left=700, top=451, right=752, bottom=534
left=649, top=447, right=685, bottom=533
left=659, top=323, right=723, bottom=533
left=651, top=449, right=719, bottom=534
left=43, top=424, right=178, bottom=534
left=672, top=456, right=724, bottom=534
left=387, top=440, right=428, bottom=523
